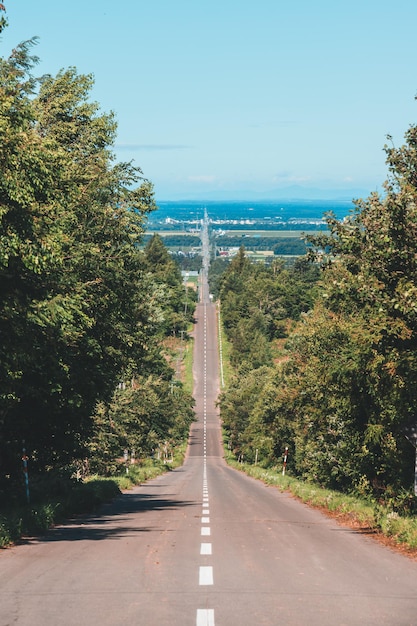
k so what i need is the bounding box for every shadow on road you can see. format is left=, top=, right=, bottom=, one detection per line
left=31, top=491, right=196, bottom=544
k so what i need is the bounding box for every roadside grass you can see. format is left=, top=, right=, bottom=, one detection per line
left=224, top=449, right=417, bottom=554
left=0, top=447, right=188, bottom=549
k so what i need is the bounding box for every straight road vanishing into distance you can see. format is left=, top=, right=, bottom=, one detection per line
left=1, top=227, right=417, bottom=624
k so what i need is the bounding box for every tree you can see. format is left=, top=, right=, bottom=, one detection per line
left=0, top=38, right=159, bottom=477
left=143, top=234, right=196, bottom=335
left=221, top=366, right=272, bottom=459
left=88, top=375, right=195, bottom=475
left=217, top=109, right=417, bottom=497
left=293, top=121, right=417, bottom=494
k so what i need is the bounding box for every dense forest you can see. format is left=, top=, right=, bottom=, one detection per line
left=215, top=122, right=417, bottom=503
left=143, top=232, right=309, bottom=257
left=0, top=25, right=196, bottom=496
left=143, top=234, right=202, bottom=248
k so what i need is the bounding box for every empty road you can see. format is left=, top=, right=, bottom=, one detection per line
left=1, top=269, right=417, bottom=625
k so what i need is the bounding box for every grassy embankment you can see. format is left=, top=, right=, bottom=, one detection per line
left=218, top=320, right=417, bottom=555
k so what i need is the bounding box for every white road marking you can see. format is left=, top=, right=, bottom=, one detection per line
left=200, top=542, right=212, bottom=555
left=199, top=566, right=213, bottom=585
left=196, top=609, right=215, bottom=626
left=195, top=305, right=215, bottom=624
left=196, top=609, right=214, bottom=626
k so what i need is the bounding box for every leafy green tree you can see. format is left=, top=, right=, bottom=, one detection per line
left=218, top=246, right=319, bottom=374
left=218, top=114, right=417, bottom=497
left=88, top=375, right=195, bottom=475
left=221, top=366, right=272, bottom=459
left=208, top=257, right=229, bottom=299
left=218, top=249, right=320, bottom=463
left=143, top=234, right=196, bottom=334
left=242, top=365, right=295, bottom=467
left=292, top=123, right=417, bottom=494
left=0, top=36, right=159, bottom=478
left=230, top=313, right=272, bottom=372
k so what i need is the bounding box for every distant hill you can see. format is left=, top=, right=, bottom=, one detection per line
left=156, top=185, right=376, bottom=203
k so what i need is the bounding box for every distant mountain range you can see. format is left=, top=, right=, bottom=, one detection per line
left=157, top=185, right=377, bottom=202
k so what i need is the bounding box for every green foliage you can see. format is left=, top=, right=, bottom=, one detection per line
left=0, top=449, right=192, bottom=547
left=0, top=30, right=194, bottom=490
left=208, top=257, right=230, bottom=298
left=221, top=366, right=273, bottom=459
left=88, top=375, right=195, bottom=476
left=143, top=234, right=196, bottom=335
left=0, top=42, right=155, bottom=476
left=143, top=233, right=201, bottom=248
left=217, top=247, right=319, bottom=372
left=0, top=473, right=121, bottom=547
left=215, top=235, right=308, bottom=255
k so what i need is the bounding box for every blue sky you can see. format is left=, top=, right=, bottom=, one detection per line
left=2, top=1, right=417, bottom=201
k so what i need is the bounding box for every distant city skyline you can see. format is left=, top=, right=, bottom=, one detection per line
left=2, top=0, right=417, bottom=201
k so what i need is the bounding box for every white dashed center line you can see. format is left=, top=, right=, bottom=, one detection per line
left=196, top=608, right=215, bottom=626
left=200, top=543, right=212, bottom=555
left=197, top=299, right=215, bottom=625
left=199, top=566, right=214, bottom=585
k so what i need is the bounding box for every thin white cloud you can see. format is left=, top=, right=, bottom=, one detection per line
left=273, top=172, right=312, bottom=184
left=188, top=175, right=216, bottom=183
left=249, top=120, right=298, bottom=128
left=116, top=144, right=192, bottom=151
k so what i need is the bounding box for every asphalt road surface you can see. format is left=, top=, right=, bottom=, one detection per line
left=1, top=284, right=417, bottom=625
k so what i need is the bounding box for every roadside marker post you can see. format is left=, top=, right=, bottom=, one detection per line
left=22, top=443, right=30, bottom=504
left=282, top=446, right=289, bottom=476
left=403, top=423, right=417, bottom=496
